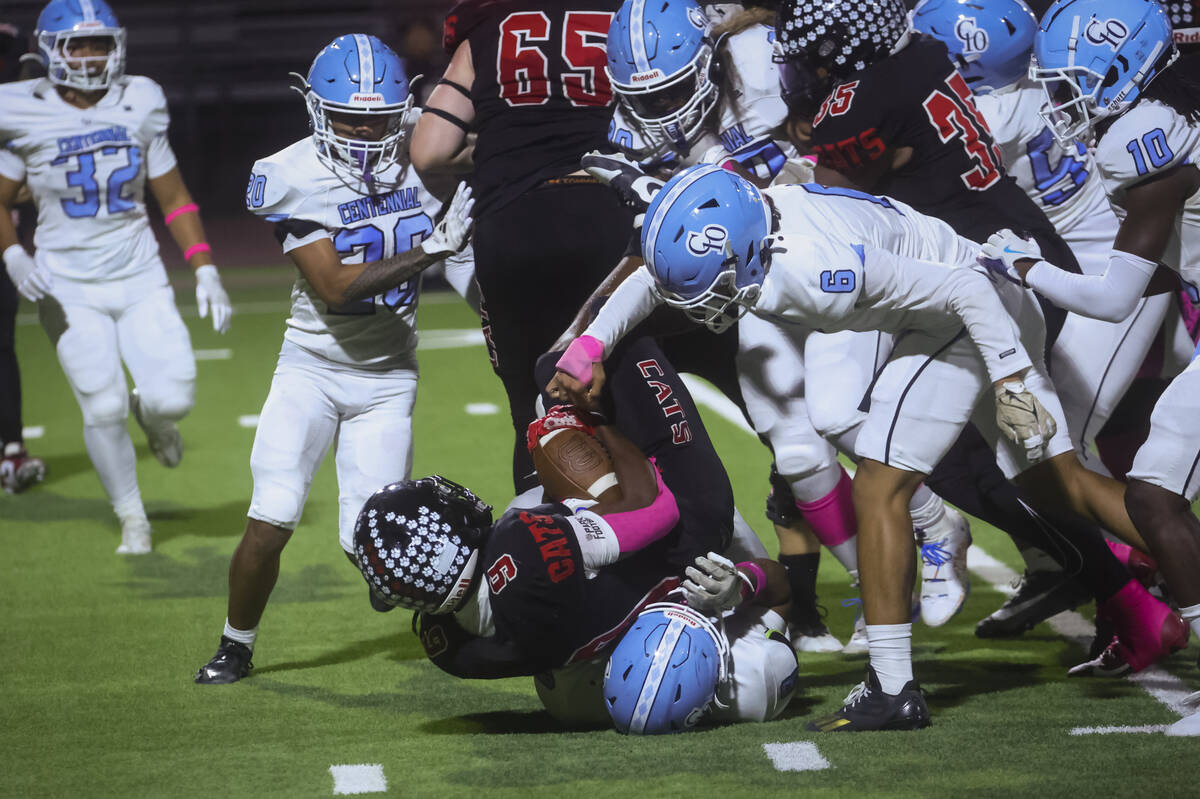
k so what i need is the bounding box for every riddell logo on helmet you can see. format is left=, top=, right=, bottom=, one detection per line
left=350, top=92, right=385, bottom=104
left=631, top=70, right=664, bottom=83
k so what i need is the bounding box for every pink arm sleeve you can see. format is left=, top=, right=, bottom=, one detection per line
left=602, top=464, right=680, bottom=555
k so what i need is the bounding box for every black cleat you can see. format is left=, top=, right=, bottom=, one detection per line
left=975, top=570, right=1091, bottom=638
left=194, top=636, right=253, bottom=684
left=806, top=666, right=931, bottom=732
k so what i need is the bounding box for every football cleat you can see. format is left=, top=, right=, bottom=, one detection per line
left=1, top=441, right=46, bottom=494
left=116, top=515, right=152, bottom=555
left=1069, top=581, right=1188, bottom=676
left=131, top=388, right=183, bottom=468
left=1166, top=710, right=1200, bottom=737
left=806, top=665, right=930, bottom=732
left=975, top=569, right=1091, bottom=638
left=194, top=636, right=254, bottom=684
left=790, top=621, right=844, bottom=654
left=916, top=506, right=972, bottom=627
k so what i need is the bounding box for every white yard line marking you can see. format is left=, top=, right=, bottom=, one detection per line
left=418, top=329, right=485, bottom=350
left=21, top=425, right=44, bottom=439
left=329, top=764, right=387, bottom=795
left=1069, top=724, right=1170, bottom=735
left=194, top=348, right=232, bottom=360
left=465, top=402, right=500, bottom=415
left=237, top=414, right=260, bottom=429
left=763, top=742, right=831, bottom=772
left=685, top=378, right=1195, bottom=720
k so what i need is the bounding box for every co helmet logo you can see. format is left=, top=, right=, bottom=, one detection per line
left=686, top=224, right=728, bottom=256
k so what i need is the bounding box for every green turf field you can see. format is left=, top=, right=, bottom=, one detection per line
left=3, top=265, right=1197, bottom=798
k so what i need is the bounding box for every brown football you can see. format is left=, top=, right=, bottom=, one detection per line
left=531, top=427, right=623, bottom=503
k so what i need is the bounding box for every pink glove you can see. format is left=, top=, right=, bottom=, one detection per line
left=555, top=335, right=604, bottom=385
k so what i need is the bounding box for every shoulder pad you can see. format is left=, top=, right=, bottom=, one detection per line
left=246, top=146, right=310, bottom=219
left=1095, top=101, right=1189, bottom=192
left=444, top=0, right=501, bottom=54
left=759, top=233, right=863, bottom=323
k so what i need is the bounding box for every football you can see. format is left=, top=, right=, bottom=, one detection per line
left=531, top=427, right=623, bottom=503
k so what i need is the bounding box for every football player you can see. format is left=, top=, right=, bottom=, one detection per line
left=774, top=0, right=1157, bottom=644
left=193, top=34, right=475, bottom=685
left=0, top=21, right=46, bottom=495
left=572, top=164, right=1188, bottom=730
left=986, top=0, right=1200, bottom=736
left=0, top=0, right=232, bottom=551
left=411, top=0, right=633, bottom=498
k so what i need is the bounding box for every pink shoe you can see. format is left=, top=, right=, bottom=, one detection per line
left=1071, top=580, right=1189, bottom=676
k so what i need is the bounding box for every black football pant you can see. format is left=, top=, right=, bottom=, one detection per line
left=0, top=255, right=22, bottom=447
left=472, top=182, right=633, bottom=494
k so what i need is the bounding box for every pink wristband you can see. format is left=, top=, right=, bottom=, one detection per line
left=184, top=242, right=211, bottom=261
left=164, top=203, right=199, bottom=225
left=736, top=561, right=767, bottom=602
left=555, top=335, right=605, bottom=384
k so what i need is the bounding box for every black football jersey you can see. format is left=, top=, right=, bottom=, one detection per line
left=416, top=504, right=681, bottom=678
left=809, top=35, right=1055, bottom=243
left=445, top=0, right=622, bottom=217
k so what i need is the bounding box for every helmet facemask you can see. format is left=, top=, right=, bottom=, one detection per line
left=40, top=26, right=125, bottom=90
left=656, top=243, right=763, bottom=334
left=299, top=79, right=413, bottom=184
left=610, top=42, right=719, bottom=155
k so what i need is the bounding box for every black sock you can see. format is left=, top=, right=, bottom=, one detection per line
left=779, top=552, right=822, bottom=629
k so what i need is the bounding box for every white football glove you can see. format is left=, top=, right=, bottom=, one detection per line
left=682, top=551, right=744, bottom=614
left=995, top=379, right=1058, bottom=462
left=581, top=150, right=664, bottom=227
left=978, top=229, right=1042, bottom=285
left=194, top=265, right=232, bottom=334
left=421, top=182, right=474, bottom=257
left=3, top=244, right=52, bottom=302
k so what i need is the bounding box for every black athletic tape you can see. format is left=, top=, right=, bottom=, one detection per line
left=424, top=106, right=471, bottom=133
left=437, top=78, right=472, bottom=99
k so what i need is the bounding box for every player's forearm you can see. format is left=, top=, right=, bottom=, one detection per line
left=580, top=264, right=661, bottom=353
left=1023, top=251, right=1154, bottom=323
left=742, top=558, right=791, bottom=609
left=592, top=423, right=658, bottom=511
left=552, top=256, right=643, bottom=350
left=339, top=246, right=442, bottom=303
left=0, top=203, right=19, bottom=252
left=165, top=206, right=215, bottom=269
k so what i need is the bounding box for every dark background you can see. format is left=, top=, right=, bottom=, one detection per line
left=2, top=0, right=453, bottom=266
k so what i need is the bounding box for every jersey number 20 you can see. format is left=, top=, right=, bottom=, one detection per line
left=498, top=11, right=613, bottom=108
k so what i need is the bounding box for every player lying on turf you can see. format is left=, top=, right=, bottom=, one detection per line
left=982, top=0, right=1200, bottom=735
left=0, top=0, right=233, bottom=554
left=553, top=164, right=1188, bottom=731
left=194, top=34, right=475, bottom=685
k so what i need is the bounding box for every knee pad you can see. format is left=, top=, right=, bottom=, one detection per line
left=79, top=387, right=128, bottom=427
left=765, top=465, right=803, bottom=526
left=248, top=452, right=309, bottom=531
left=137, top=379, right=195, bottom=422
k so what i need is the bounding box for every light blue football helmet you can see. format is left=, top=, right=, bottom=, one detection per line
left=295, top=34, right=414, bottom=182
left=641, top=164, right=772, bottom=333
left=603, top=602, right=730, bottom=735
left=35, top=0, right=125, bottom=91
left=607, top=0, right=718, bottom=154
left=911, top=0, right=1039, bottom=93
left=1031, top=0, right=1178, bottom=145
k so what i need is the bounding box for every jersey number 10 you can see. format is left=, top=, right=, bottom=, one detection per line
left=497, top=11, right=613, bottom=108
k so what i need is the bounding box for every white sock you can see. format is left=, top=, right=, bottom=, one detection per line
left=867, top=623, right=913, bottom=695
left=908, top=486, right=945, bottom=535
left=223, top=619, right=258, bottom=650
left=829, top=538, right=859, bottom=574
left=84, top=421, right=143, bottom=515
left=1182, top=603, right=1200, bottom=642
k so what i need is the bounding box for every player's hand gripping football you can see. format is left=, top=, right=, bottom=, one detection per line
left=994, top=377, right=1057, bottom=462
left=978, top=229, right=1042, bottom=285
left=421, top=182, right=475, bottom=257
left=194, top=265, right=232, bottom=333
left=581, top=150, right=664, bottom=226
left=683, top=552, right=744, bottom=614
left=547, top=335, right=607, bottom=410
left=3, top=245, right=52, bottom=302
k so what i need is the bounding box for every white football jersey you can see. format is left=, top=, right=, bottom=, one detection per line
left=974, top=80, right=1112, bottom=239
left=755, top=187, right=1032, bottom=381
left=1095, top=98, right=1200, bottom=286
left=610, top=24, right=792, bottom=169
left=0, top=76, right=176, bottom=283
left=248, top=135, right=461, bottom=370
